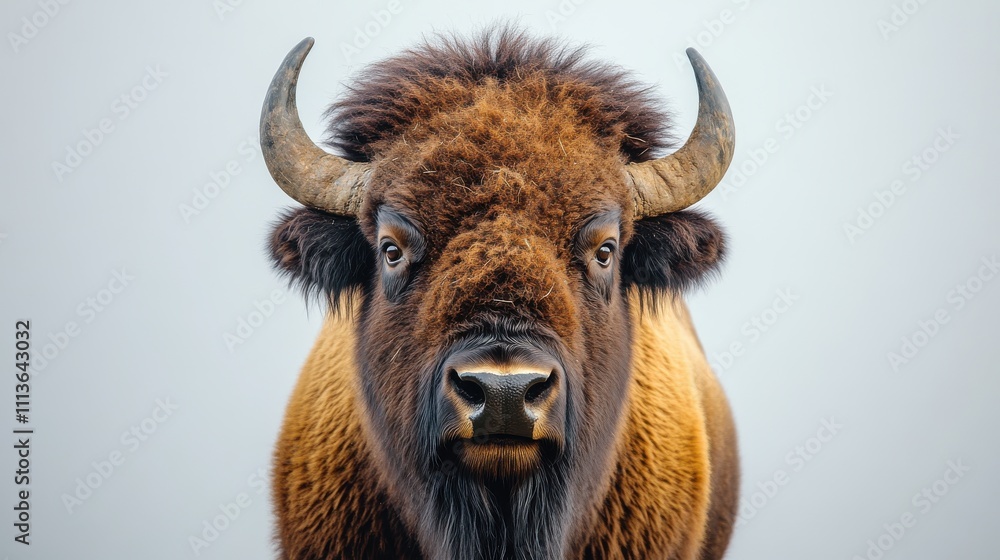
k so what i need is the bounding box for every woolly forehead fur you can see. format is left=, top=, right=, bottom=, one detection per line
left=324, top=26, right=677, bottom=248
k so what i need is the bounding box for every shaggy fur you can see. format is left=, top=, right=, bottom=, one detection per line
left=623, top=211, right=728, bottom=297
left=325, top=26, right=674, bottom=163
left=269, top=209, right=373, bottom=307
left=269, top=25, right=738, bottom=559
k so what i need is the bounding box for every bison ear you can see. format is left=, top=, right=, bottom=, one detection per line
left=269, top=207, right=374, bottom=305
left=621, top=210, right=727, bottom=295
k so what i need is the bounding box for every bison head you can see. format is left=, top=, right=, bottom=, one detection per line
left=264, top=28, right=732, bottom=558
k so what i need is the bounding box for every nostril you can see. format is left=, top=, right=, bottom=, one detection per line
left=524, top=372, right=555, bottom=404
left=449, top=369, right=485, bottom=405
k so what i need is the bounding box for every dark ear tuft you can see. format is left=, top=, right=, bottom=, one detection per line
left=269, top=207, right=374, bottom=307
left=622, top=210, right=727, bottom=297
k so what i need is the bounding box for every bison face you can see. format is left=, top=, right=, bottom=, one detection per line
left=346, top=97, right=643, bottom=485
left=361, top=203, right=630, bottom=485
left=264, top=30, right=731, bottom=558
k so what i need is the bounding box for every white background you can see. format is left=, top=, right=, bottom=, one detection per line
left=1, top=0, right=998, bottom=558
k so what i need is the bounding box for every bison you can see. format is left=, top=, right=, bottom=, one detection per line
left=261, top=27, right=739, bottom=559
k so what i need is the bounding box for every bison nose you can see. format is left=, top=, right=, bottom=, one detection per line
left=449, top=369, right=556, bottom=440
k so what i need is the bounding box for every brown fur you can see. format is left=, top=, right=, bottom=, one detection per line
left=270, top=25, right=738, bottom=559
left=274, top=300, right=738, bottom=558
left=325, top=26, right=674, bottom=164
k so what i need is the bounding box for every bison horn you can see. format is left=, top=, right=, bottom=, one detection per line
left=626, top=48, right=735, bottom=217
left=260, top=37, right=368, bottom=216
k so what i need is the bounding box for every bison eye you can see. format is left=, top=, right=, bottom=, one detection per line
left=595, top=243, right=615, bottom=268
left=382, top=242, right=403, bottom=266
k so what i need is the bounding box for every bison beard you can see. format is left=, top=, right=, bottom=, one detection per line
left=422, top=443, right=571, bottom=559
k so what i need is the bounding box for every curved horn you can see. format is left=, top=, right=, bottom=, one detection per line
left=626, top=48, right=735, bottom=217
left=260, top=37, right=368, bottom=216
